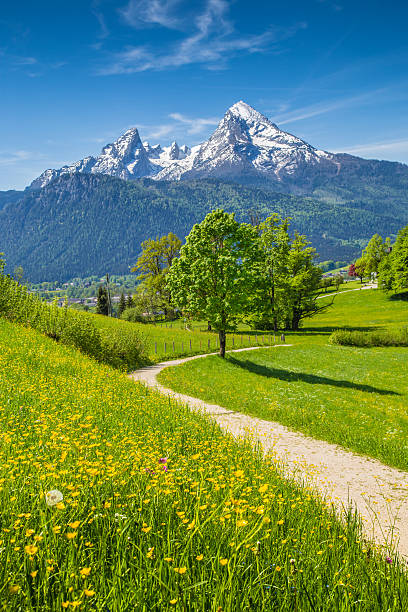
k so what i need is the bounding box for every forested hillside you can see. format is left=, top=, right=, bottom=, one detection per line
left=0, top=173, right=405, bottom=282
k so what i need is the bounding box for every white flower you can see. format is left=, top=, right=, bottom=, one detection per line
left=45, top=489, right=63, bottom=506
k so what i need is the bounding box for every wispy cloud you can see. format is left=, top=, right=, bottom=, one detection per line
left=169, top=112, right=218, bottom=134
left=120, top=0, right=183, bottom=29
left=335, top=138, right=408, bottom=160
left=0, top=150, right=45, bottom=165
left=274, top=89, right=386, bottom=125
left=99, top=0, right=306, bottom=74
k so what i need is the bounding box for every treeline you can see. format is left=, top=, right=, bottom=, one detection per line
left=1, top=173, right=404, bottom=282
left=0, top=255, right=146, bottom=370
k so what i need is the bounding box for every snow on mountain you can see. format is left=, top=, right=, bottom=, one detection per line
left=154, top=101, right=338, bottom=183
left=30, top=101, right=341, bottom=189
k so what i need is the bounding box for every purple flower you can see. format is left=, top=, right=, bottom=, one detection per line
left=145, top=468, right=156, bottom=476
left=162, top=465, right=168, bottom=472
left=385, top=556, right=393, bottom=564
left=158, top=457, right=168, bottom=464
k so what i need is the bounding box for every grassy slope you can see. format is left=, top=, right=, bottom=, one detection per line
left=2, top=320, right=407, bottom=609
left=158, top=290, right=408, bottom=471
left=92, top=314, right=273, bottom=363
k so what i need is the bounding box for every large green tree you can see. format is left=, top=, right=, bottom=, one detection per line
left=132, top=232, right=182, bottom=317
left=167, top=209, right=259, bottom=357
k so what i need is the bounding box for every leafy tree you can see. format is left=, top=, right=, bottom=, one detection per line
left=284, top=232, right=327, bottom=331
left=362, top=234, right=391, bottom=276
left=167, top=209, right=259, bottom=357
left=348, top=263, right=357, bottom=278
left=132, top=232, right=182, bottom=318
left=334, top=273, right=344, bottom=291
left=251, top=214, right=291, bottom=331
left=96, top=285, right=109, bottom=315
left=126, top=294, right=134, bottom=309
left=320, top=277, right=333, bottom=293
left=378, top=225, right=408, bottom=292
left=354, top=258, right=367, bottom=284
left=13, top=265, right=24, bottom=284
left=391, top=225, right=408, bottom=291
left=118, top=292, right=126, bottom=317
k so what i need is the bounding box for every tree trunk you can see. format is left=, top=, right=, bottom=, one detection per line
left=219, top=330, right=226, bottom=358
left=207, top=321, right=212, bottom=331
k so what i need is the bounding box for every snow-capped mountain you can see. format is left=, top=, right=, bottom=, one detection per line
left=30, top=101, right=342, bottom=189
left=28, top=100, right=404, bottom=194
left=154, top=101, right=339, bottom=185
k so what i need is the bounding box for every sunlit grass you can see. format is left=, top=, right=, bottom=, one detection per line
left=158, top=290, right=408, bottom=470
left=1, top=319, right=407, bottom=609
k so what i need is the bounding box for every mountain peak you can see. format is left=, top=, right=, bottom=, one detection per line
left=227, top=100, right=267, bottom=123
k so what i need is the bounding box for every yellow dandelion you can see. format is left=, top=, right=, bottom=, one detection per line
left=9, top=585, right=20, bottom=594
left=174, top=567, right=187, bottom=574
left=196, top=554, right=204, bottom=561
left=62, top=602, right=70, bottom=608
left=259, top=484, right=268, bottom=494
left=66, top=531, right=77, bottom=540
left=170, top=599, right=178, bottom=605
left=275, top=566, right=281, bottom=572
left=24, top=544, right=38, bottom=556
left=219, top=558, right=228, bottom=566
left=69, top=521, right=80, bottom=529
left=164, top=557, right=173, bottom=562
left=84, top=589, right=95, bottom=597
left=25, top=529, right=35, bottom=537
left=277, top=519, right=284, bottom=525
left=141, top=526, right=152, bottom=533
left=79, top=567, right=91, bottom=577
left=234, top=470, right=244, bottom=478
left=237, top=520, right=248, bottom=527
left=30, top=571, right=38, bottom=578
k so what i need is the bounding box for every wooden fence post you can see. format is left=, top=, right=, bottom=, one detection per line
left=164, top=342, right=167, bottom=353
left=155, top=342, right=157, bottom=354
left=173, top=341, right=175, bottom=352
left=190, top=339, right=192, bottom=351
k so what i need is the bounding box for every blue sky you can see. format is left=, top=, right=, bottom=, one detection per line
left=1, top=0, right=408, bottom=189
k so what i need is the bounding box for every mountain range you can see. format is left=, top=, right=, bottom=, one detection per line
left=1, top=100, right=407, bottom=281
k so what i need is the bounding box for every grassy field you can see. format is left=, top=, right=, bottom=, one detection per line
left=158, top=289, right=408, bottom=471
left=1, top=318, right=408, bottom=610
left=92, top=314, right=274, bottom=363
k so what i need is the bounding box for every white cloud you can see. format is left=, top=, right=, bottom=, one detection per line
left=99, top=0, right=306, bottom=74
left=169, top=112, right=219, bottom=134
left=120, top=0, right=183, bottom=29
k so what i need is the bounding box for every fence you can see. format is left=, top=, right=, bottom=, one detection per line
left=151, top=333, right=280, bottom=359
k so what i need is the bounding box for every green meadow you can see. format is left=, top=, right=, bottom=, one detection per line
left=158, top=289, right=408, bottom=471
left=2, top=319, right=408, bottom=609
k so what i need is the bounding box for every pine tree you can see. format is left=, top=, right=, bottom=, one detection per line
left=126, top=294, right=134, bottom=309
left=118, top=292, right=126, bottom=317
left=96, top=285, right=109, bottom=315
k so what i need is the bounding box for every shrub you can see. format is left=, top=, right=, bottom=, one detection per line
left=329, top=327, right=408, bottom=347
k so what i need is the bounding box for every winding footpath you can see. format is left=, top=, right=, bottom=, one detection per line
left=129, top=344, right=408, bottom=561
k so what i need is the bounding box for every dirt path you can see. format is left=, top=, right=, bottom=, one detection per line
left=129, top=345, right=408, bottom=561
left=316, top=282, right=378, bottom=300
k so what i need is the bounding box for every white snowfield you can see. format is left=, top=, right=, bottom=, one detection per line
left=30, top=100, right=340, bottom=189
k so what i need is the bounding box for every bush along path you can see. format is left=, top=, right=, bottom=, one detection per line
left=129, top=346, right=408, bottom=562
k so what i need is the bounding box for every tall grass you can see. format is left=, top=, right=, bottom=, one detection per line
left=329, top=327, right=408, bottom=347
left=1, top=319, right=407, bottom=610
left=0, top=264, right=146, bottom=370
